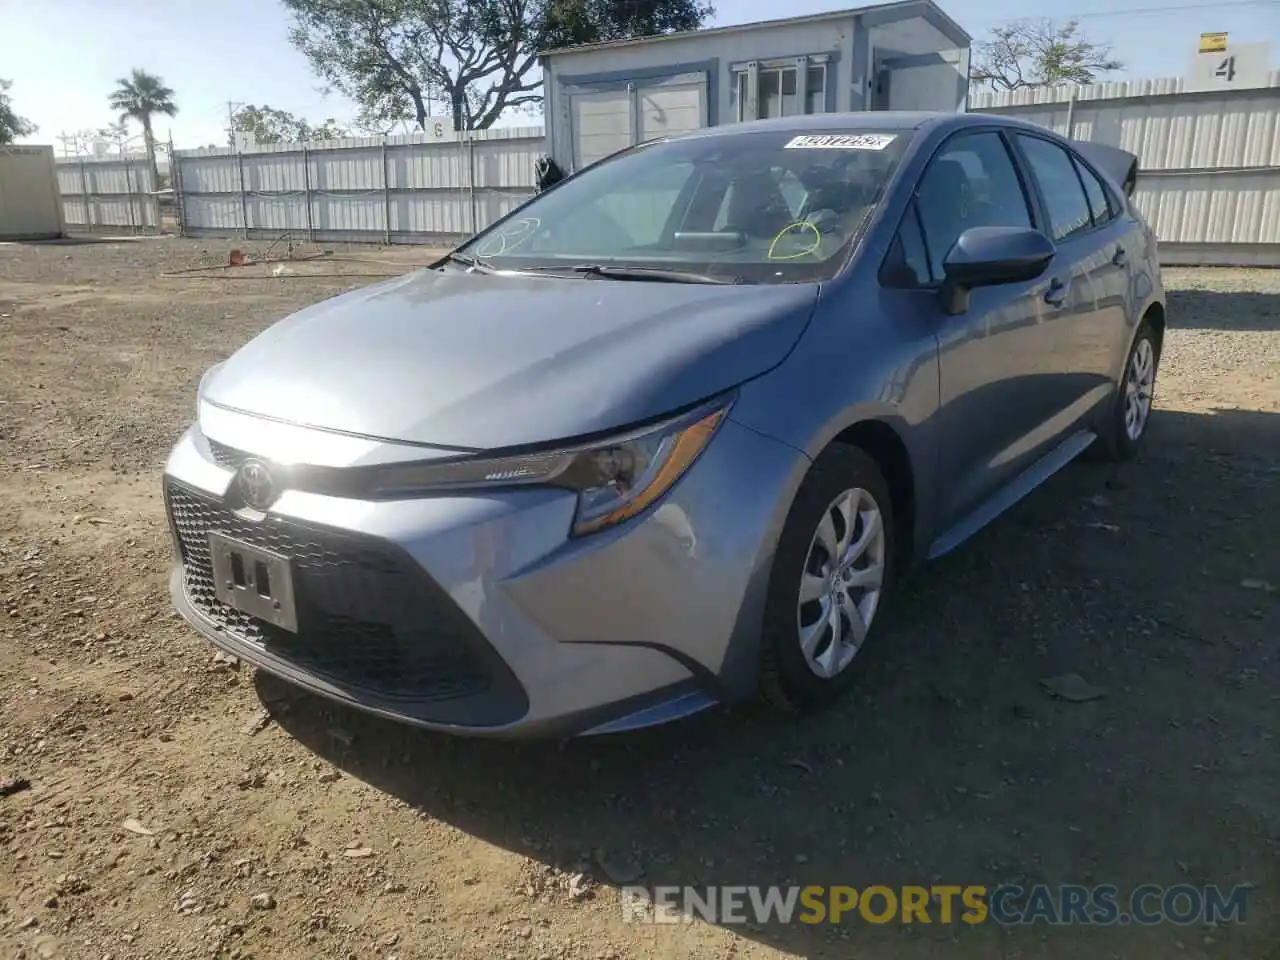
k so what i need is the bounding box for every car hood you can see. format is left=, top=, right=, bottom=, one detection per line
left=201, top=269, right=819, bottom=450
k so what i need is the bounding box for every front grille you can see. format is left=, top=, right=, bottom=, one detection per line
left=207, top=439, right=249, bottom=471
left=166, top=481, right=501, bottom=705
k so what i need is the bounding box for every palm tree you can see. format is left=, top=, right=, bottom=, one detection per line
left=108, top=69, right=177, bottom=189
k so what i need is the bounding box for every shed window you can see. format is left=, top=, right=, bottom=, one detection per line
left=759, top=66, right=800, bottom=118
left=731, top=56, right=829, bottom=122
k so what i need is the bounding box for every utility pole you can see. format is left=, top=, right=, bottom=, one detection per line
left=226, top=101, right=248, bottom=149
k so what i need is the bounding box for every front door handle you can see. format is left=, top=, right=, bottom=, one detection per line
left=1044, top=277, right=1068, bottom=308
left=1112, top=245, right=1128, bottom=267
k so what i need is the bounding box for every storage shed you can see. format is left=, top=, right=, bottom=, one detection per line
left=539, top=0, right=971, bottom=173
left=0, top=144, right=66, bottom=241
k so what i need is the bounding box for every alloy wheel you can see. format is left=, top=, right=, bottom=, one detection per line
left=796, top=487, right=886, bottom=679
left=1124, top=337, right=1155, bottom=441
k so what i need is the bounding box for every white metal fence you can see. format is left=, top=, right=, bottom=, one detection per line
left=49, top=77, right=1279, bottom=263
left=970, top=72, right=1280, bottom=267
left=169, top=126, right=544, bottom=245
left=55, top=156, right=160, bottom=232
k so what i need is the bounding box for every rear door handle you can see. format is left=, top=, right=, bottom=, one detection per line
left=1043, top=277, right=1068, bottom=308
left=1112, top=246, right=1128, bottom=267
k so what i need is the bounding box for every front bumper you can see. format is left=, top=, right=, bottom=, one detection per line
left=162, top=410, right=810, bottom=738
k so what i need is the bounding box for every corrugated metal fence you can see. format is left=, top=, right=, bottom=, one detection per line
left=170, top=126, right=544, bottom=245
left=55, top=156, right=160, bottom=232
left=970, top=73, right=1280, bottom=267
left=52, top=80, right=1279, bottom=262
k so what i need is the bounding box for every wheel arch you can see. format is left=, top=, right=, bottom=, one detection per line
left=829, top=418, right=919, bottom=574
left=753, top=426, right=915, bottom=710
left=1109, top=296, right=1167, bottom=386
left=718, top=413, right=925, bottom=701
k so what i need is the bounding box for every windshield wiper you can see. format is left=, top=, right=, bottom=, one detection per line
left=564, top=263, right=744, bottom=284
left=438, top=251, right=496, bottom=274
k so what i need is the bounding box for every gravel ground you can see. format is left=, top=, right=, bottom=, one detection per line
left=0, top=239, right=1277, bottom=960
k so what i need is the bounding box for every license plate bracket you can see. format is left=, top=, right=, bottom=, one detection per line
left=208, top=532, right=299, bottom=633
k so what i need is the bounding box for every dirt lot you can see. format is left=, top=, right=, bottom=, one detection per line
left=1, top=237, right=1277, bottom=960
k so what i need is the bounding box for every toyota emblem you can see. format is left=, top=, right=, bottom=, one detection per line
left=237, top=459, right=277, bottom=511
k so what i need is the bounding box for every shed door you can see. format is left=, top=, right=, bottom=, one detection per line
left=878, top=51, right=967, bottom=112
left=637, top=73, right=708, bottom=142
left=571, top=88, right=634, bottom=169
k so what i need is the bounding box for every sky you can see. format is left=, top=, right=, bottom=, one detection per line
left=2, top=0, right=1277, bottom=150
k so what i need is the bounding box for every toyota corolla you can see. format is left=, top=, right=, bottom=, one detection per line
left=163, top=111, right=1165, bottom=737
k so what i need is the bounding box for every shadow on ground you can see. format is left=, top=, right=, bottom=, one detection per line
left=1166, top=287, right=1280, bottom=332
left=266, top=406, right=1279, bottom=958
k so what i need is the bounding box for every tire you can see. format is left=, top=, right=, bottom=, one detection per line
left=1092, top=318, right=1161, bottom=462
left=759, top=443, right=896, bottom=712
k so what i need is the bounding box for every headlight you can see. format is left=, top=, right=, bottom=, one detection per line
left=560, top=403, right=728, bottom=535
left=368, top=398, right=731, bottom=536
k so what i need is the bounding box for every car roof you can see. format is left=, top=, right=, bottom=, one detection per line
left=678, top=111, right=1039, bottom=143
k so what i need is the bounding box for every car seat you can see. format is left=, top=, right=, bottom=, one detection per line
left=723, top=171, right=795, bottom=240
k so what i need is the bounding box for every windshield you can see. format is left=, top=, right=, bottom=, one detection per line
left=456, top=129, right=915, bottom=284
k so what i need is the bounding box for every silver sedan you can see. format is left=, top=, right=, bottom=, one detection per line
left=164, top=111, right=1165, bottom=737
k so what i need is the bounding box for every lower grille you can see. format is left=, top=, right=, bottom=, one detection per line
left=166, top=481, right=502, bottom=706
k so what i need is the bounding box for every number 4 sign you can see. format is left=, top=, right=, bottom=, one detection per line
left=1188, top=40, right=1269, bottom=91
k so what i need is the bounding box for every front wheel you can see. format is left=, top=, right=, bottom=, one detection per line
left=759, top=444, right=895, bottom=712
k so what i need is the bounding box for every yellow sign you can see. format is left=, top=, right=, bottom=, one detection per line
left=1199, top=32, right=1228, bottom=53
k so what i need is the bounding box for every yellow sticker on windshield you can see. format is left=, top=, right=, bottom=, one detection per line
left=767, top=221, right=823, bottom=261
left=784, top=134, right=896, bottom=150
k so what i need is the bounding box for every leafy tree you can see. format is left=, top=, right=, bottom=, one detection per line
left=303, top=116, right=351, bottom=140
left=229, top=104, right=350, bottom=144
left=283, top=0, right=714, bottom=133
left=0, top=78, right=37, bottom=144
left=108, top=69, right=177, bottom=186
left=971, top=18, right=1123, bottom=91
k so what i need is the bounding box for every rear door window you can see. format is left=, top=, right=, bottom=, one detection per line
left=1074, top=156, right=1115, bottom=227
left=1015, top=135, right=1094, bottom=241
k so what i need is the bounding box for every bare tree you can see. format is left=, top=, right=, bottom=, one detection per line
left=58, top=129, right=101, bottom=156
left=972, top=18, right=1123, bottom=91
left=95, top=122, right=130, bottom=153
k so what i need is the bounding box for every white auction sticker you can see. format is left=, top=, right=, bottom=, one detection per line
left=784, top=134, right=897, bottom=150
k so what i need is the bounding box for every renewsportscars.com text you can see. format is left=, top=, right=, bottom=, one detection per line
left=620, top=884, right=1252, bottom=926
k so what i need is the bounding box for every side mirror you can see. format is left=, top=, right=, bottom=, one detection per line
left=939, top=226, right=1055, bottom=315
